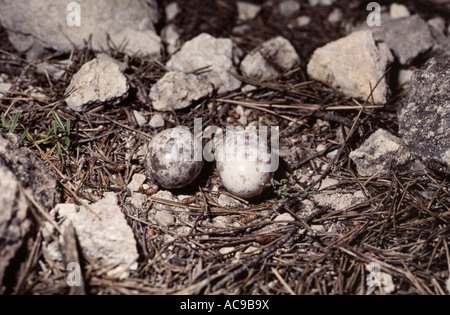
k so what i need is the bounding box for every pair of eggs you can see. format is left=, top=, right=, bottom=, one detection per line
left=145, top=127, right=276, bottom=198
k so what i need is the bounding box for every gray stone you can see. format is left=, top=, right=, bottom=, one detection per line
left=371, top=15, right=434, bottom=65
left=398, top=69, right=414, bottom=88
left=161, top=24, right=180, bottom=55
left=218, top=194, right=242, bottom=208
left=127, top=174, right=147, bottom=192
left=398, top=57, right=450, bottom=174
left=241, top=36, right=300, bottom=82
left=65, top=54, right=129, bottom=112
left=165, top=2, right=180, bottom=21
left=0, top=82, right=12, bottom=96
left=327, top=8, right=343, bottom=24
left=296, top=16, right=311, bottom=27
left=390, top=3, right=410, bottom=19
left=151, top=190, right=183, bottom=212
left=274, top=213, right=295, bottom=223
left=0, top=0, right=160, bottom=56
left=155, top=210, right=175, bottom=226
left=313, top=190, right=366, bottom=212
left=166, top=33, right=242, bottom=93
left=36, top=59, right=72, bottom=80
left=110, top=28, right=162, bottom=58
left=128, top=192, right=147, bottom=209
left=0, top=165, right=30, bottom=292
left=307, top=30, right=393, bottom=104
left=350, top=129, right=424, bottom=177
left=429, top=23, right=450, bottom=58
left=0, top=133, right=60, bottom=210
left=328, top=8, right=344, bottom=24
left=428, top=17, right=446, bottom=33
left=133, top=111, right=147, bottom=127
left=279, top=1, right=301, bottom=17
left=150, top=71, right=213, bottom=111
left=149, top=113, right=165, bottom=128
left=50, top=193, right=139, bottom=278
left=237, top=1, right=261, bottom=21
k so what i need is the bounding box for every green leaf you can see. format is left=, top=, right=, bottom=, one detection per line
left=52, top=112, right=65, bottom=130
left=64, top=136, right=70, bottom=147
left=66, top=119, right=71, bottom=135
left=1, top=112, right=6, bottom=129
left=21, top=129, right=31, bottom=144
left=8, top=112, right=20, bottom=133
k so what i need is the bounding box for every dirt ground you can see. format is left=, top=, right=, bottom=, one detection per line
left=1, top=0, right=449, bottom=295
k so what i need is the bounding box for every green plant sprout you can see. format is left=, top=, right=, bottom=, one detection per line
left=21, top=111, right=71, bottom=157
left=271, top=178, right=291, bottom=198
left=270, top=178, right=316, bottom=199
left=1, top=111, right=21, bottom=133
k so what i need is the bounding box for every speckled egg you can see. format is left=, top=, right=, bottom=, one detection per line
left=145, top=127, right=204, bottom=189
left=215, top=129, right=276, bottom=198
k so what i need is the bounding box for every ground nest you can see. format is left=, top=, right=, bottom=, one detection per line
left=0, top=0, right=449, bottom=295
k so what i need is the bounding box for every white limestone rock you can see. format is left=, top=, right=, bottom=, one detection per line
left=279, top=0, right=301, bottom=17
left=49, top=193, right=139, bottom=278
left=241, top=36, right=300, bottom=82
left=166, top=33, right=242, bottom=93
left=0, top=0, right=160, bottom=57
left=0, top=165, right=30, bottom=291
left=65, top=54, right=129, bottom=112
left=390, top=3, right=410, bottom=19
left=349, top=129, right=424, bottom=177
left=307, top=30, right=393, bottom=104
left=150, top=71, right=213, bottom=111
left=237, top=1, right=262, bottom=21
left=110, top=28, right=162, bottom=58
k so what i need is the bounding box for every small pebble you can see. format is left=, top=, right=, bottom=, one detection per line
left=390, top=3, right=410, bottom=19
left=296, top=16, right=311, bottom=27
left=148, top=113, right=165, bottom=128
left=328, top=8, right=343, bottom=24
left=279, top=0, right=301, bottom=17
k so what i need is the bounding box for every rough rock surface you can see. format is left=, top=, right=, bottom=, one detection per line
left=65, top=54, right=129, bottom=112
left=0, top=0, right=161, bottom=57
left=307, top=30, right=393, bottom=104
left=110, top=28, right=162, bottom=58
left=390, top=3, right=410, bottom=19
left=50, top=193, right=139, bottom=278
left=166, top=33, right=241, bottom=93
left=371, top=15, right=434, bottom=65
left=127, top=174, right=147, bottom=193
left=241, top=36, right=300, bottom=82
left=0, top=164, right=30, bottom=292
left=278, top=0, right=301, bottom=17
left=149, top=113, right=165, bottom=128
left=237, top=1, right=261, bottom=21
left=398, top=57, right=450, bottom=174
left=349, top=129, right=424, bottom=177
left=0, top=82, right=12, bottom=97
left=150, top=72, right=213, bottom=111
left=0, top=133, right=60, bottom=210
left=161, top=24, right=180, bottom=55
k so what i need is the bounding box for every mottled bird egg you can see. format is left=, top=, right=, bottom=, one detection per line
left=145, top=127, right=204, bottom=189
left=215, top=129, right=276, bottom=198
